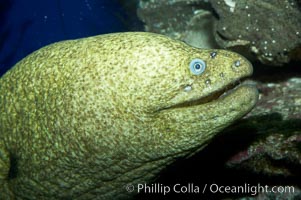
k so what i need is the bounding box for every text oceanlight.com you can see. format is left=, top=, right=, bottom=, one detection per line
left=125, top=183, right=295, bottom=196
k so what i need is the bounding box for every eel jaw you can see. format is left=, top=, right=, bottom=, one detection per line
left=162, top=78, right=254, bottom=110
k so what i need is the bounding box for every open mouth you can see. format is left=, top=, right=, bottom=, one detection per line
left=164, top=78, right=254, bottom=110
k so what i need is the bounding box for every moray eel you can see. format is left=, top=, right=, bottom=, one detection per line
left=0, top=32, right=258, bottom=199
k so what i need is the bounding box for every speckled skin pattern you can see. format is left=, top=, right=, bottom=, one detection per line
left=0, top=32, right=258, bottom=199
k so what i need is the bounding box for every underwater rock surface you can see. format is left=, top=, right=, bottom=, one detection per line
left=227, top=75, right=301, bottom=175
left=224, top=72, right=301, bottom=199
left=137, top=0, right=301, bottom=66
left=137, top=0, right=218, bottom=48
left=211, top=0, right=301, bottom=66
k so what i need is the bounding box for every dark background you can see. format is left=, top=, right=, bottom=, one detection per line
left=0, top=0, right=142, bottom=76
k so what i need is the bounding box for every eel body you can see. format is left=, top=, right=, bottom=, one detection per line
left=0, top=32, right=258, bottom=199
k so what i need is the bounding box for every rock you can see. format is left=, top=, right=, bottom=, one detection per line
left=137, top=0, right=219, bottom=48
left=211, top=0, right=301, bottom=66
left=137, top=0, right=301, bottom=65
left=226, top=67, right=301, bottom=178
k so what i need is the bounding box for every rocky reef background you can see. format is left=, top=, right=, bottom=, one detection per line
left=137, top=0, right=301, bottom=66
left=136, top=0, right=301, bottom=199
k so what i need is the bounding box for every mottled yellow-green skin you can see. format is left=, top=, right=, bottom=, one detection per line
left=0, top=32, right=258, bottom=199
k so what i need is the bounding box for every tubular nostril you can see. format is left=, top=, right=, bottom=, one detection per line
left=205, top=79, right=211, bottom=86
left=234, top=60, right=241, bottom=67
left=231, top=60, right=242, bottom=72
left=184, top=85, right=192, bottom=92
left=210, top=51, right=217, bottom=59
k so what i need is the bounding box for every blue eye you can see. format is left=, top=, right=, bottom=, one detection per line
left=189, top=59, right=206, bottom=75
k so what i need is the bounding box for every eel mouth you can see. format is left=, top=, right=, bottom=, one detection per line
left=166, top=78, right=254, bottom=110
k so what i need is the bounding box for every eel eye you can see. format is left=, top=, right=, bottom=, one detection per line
left=189, top=59, right=206, bottom=75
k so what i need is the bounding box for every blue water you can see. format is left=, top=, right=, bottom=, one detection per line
left=0, top=0, right=140, bottom=76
